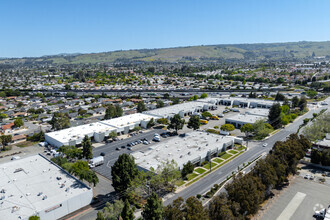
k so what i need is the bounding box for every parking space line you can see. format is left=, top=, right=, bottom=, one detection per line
left=276, top=192, right=306, bottom=220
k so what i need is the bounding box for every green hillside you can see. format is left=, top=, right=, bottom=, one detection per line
left=1, top=41, right=330, bottom=65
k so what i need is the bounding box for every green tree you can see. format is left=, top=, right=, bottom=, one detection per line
left=253, top=120, right=273, bottom=140
left=291, top=96, right=299, bottom=108
left=104, top=105, right=116, bottom=120
left=185, top=196, right=209, bottom=220
left=226, top=174, right=265, bottom=215
left=164, top=197, right=185, bottom=220
left=156, top=100, right=164, bottom=108
left=240, top=123, right=254, bottom=138
left=116, top=104, right=123, bottom=117
left=121, top=199, right=134, bottom=220
left=187, top=115, right=200, bottom=130
left=65, top=84, right=71, bottom=90
left=201, top=111, right=212, bottom=118
left=57, top=145, right=82, bottom=161
left=281, top=105, right=290, bottom=115
left=142, top=192, right=164, bottom=220
left=275, top=92, right=285, bottom=101
left=137, top=101, right=147, bottom=113
left=78, top=108, right=87, bottom=116
left=97, top=200, right=124, bottom=220
left=82, top=135, right=93, bottom=159
left=0, top=135, right=12, bottom=149
left=168, top=114, right=185, bottom=134
left=181, top=161, right=195, bottom=179
left=306, top=90, right=318, bottom=99
left=147, top=118, right=155, bottom=128
left=0, top=113, right=7, bottom=121
left=268, top=103, right=282, bottom=129
left=156, top=118, right=169, bottom=125
left=28, top=216, right=40, bottom=220
left=111, top=154, right=138, bottom=197
left=50, top=112, right=70, bottom=130
left=298, top=95, right=307, bottom=111
left=14, top=118, right=24, bottom=128
left=220, top=124, right=235, bottom=132
left=208, top=193, right=241, bottom=220
left=200, top=93, right=208, bottom=99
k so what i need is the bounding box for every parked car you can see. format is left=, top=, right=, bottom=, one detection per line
left=100, top=152, right=105, bottom=156
left=262, top=143, right=268, bottom=147
left=121, top=145, right=126, bottom=149
left=116, top=147, right=120, bottom=151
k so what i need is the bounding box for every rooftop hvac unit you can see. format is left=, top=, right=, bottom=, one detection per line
left=37, top=192, right=43, bottom=196
left=188, top=152, right=191, bottom=155
left=42, top=195, right=47, bottom=200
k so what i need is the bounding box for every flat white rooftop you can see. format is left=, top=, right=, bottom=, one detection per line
left=101, top=113, right=158, bottom=128
left=245, top=108, right=269, bottom=117
left=46, top=122, right=117, bottom=144
left=226, top=114, right=267, bottom=124
left=132, top=131, right=237, bottom=171
left=0, top=154, right=92, bottom=220
left=144, top=102, right=206, bottom=117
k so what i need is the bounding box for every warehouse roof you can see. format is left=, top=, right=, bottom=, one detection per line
left=144, top=102, right=206, bottom=117
left=0, top=154, right=91, bottom=220
left=101, top=113, right=158, bottom=128
left=245, top=108, right=269, bottom=117
left=226, top=114, right=267, bottom=124
left=132, top=131, right=238, bottom=171
left=46, top=122, right=117, bottom=144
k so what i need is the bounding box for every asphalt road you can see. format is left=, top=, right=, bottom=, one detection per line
left=163, top=103, right=329, bottom=206
left=91, top=128, right=164, bottom=179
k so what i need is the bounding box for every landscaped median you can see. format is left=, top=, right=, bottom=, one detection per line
left=179, top=145, right=247, bottom=187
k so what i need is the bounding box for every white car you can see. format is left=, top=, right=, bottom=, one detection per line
left=262, top=143, right=268, bottom=147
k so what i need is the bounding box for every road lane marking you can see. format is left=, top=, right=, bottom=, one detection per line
left=276, top=192, right=306, bottom=220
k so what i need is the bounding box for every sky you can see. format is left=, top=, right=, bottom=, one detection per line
left=1, top=0, right=330, bottom=58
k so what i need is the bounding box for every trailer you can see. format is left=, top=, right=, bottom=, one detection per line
left=89, top=156, right=104, bottom=168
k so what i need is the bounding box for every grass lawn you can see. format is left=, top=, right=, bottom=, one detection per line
left=203, top=162, right=217, bottom=170
left=16, top=141, right=37, bottom=148
left=235, top=146, right=247, bottom=151
left=213, top=158, right=223, bottom=164
left=187, top=173, right=199, bottom=181
left=176, top=179, right=185, bottom=186
left=228, top=150, right=238, bottom=154
left=220, top=153, right=232, bottom=160
left=195, top=168, right=206, bottom=174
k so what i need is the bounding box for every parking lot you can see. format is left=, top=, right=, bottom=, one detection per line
left=261, top=176, right=330, bottom=220
left=91, top=128, right=166, bottom=179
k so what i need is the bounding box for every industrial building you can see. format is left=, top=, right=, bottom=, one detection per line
left=45, top=122, right=117, bottom=147
left=0, top=154, right=93, bottom=220
left=45, top=97, right=277, bottom=148
left=45, top=113, right=159, bottom=147
left=132, top=131, right=242, bottom=171
left=200, top=97, right=281, bottom=109
left=245, top=108, right=270, bottom=117
left=225, top=114, right=267, bottom=128
left=144, top=101, right=215, bottom=119
left=101, top=113, right=159, bottom=134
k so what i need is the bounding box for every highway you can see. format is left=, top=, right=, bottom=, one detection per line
left=163, top=101, right=329, bottom=206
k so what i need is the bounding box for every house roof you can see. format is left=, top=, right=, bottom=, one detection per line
left=2, top=122, right=14, bottom=131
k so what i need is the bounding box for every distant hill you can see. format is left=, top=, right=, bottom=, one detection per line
left=1, top=41, right=330, bottom=65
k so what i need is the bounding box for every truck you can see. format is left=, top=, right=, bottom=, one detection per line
left=200, top=119, right=208, bottom=125
left=89, top=156, right=104, bottom=168
left=211, top=115, right=219, bottom=120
